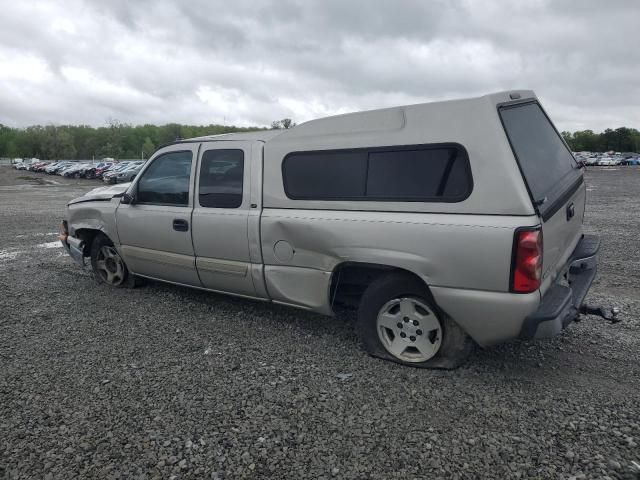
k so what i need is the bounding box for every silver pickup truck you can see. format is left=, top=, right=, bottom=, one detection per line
left=60, top=90, right=601, bottom=369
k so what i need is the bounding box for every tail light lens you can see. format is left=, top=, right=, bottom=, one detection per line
left=511, top=228, right=543, bottom=293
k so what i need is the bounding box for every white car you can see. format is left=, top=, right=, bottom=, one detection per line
left=597, top=157, right=617, bottom=166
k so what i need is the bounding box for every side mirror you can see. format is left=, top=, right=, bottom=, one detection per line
left=121, top=192, right=136, bottom=205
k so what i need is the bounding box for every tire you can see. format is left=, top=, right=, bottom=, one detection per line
left=90, top=233, right=138, bottom=288
left=356, top=272, right=473, bottom=369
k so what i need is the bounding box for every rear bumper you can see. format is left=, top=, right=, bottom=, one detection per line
left=520, top=234, right=599, bottom=339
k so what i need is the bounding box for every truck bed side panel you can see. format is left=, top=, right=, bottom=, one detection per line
left=261, top=209, right=539, bottom=312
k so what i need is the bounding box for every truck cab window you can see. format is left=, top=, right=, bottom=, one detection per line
left=137, top=151, right=193, bottom=205
left=199, top=149, right=244, bottom=208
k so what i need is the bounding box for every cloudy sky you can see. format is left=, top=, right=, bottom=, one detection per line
left=0, top=0, right=638, bottom=132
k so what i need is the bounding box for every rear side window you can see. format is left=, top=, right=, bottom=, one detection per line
left=282, top=144, right=471, bottom=201
left=499, top=102, right=581, bottom=210
left=198, top=149, right=244, bottom=208
left=283, top=151, right=367, bottom=199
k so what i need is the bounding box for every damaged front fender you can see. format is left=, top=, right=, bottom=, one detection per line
left=65, top=194, right=122, bottom=252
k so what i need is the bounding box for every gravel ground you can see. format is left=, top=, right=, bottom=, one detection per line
left=1, top=166, right=639, bottom=480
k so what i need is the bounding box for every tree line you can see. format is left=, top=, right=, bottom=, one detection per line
left=0, top=118, right=295, bottom=160
left=0, top=120, right=637, bottom=160
left=561, top=127, right=640, bottom=153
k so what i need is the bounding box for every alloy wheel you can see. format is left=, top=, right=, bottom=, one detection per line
left=95, top=245, right=126, bottom=286
left=376, top=297, right=442, bottom=362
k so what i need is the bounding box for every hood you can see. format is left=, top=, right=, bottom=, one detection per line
left=68, top=182, right=131, bottom=205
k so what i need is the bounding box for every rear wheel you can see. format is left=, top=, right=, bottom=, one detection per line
left=90, top=234, right=137, bottom=288
left=356, top=273, right=473, bottom=369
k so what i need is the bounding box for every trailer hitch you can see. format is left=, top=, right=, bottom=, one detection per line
left=578, top=304, right=621, bottom=323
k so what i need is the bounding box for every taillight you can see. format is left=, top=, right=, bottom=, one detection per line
left=510, top=228, right=543, bottom=293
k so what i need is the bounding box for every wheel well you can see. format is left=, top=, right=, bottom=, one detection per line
left=74, top=228, right=103, bottom=256
left=329, top=262, right=429, bottom=310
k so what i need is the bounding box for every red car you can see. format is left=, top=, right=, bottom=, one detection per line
left=86, top=162, right=117, bottom=179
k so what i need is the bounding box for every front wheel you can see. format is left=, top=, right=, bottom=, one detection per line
left=356, top=273, right=473, bottom=369
left=90, top=234, right=136, bottom=288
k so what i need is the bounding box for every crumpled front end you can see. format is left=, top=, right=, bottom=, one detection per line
left=67, top=182, right=130, bottom=205
left=58, top=220, right=85, bottom=266
left=60, top=189, right=123, bottom=266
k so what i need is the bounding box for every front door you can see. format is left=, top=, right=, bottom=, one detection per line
left=191, top=141, right=257, bottom=296
left=116, top=144, right=200, bottom=286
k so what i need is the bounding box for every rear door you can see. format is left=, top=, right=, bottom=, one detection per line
left=499, top=101, right=585, bottom=283
left=190, top=141, right=259, bottom=297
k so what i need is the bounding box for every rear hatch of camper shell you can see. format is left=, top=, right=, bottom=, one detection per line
left=499, top=99, right=586, bottom=291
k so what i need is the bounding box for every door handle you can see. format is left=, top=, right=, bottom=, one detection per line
left=173, top=218, right=189, bottom=232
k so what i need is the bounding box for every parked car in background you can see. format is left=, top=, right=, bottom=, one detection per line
left=61, top=90, right=601, bottom=370
left=85, top=162, right=114, bottom=179
left=597, top=157, right=617, bottom=166
left=92, top=162, right=118, bottom=179
left=113, top=162, right=145, bottom=183
left=621, top=157, right=640, bottom=166
left=44, top=161, right=63, bottom=173
left=59, top=163, right=91, bottom=176
left=58, top=164, right=78, bottom=176
left=103, top=162, right=133, bottom=184
left=31, top=162, right=50, bottom=172
left=62, top=163, right=94, bottom=178
left=47, top=162, right=74, bottom=174
left=24, top=158, right=41, bottom=169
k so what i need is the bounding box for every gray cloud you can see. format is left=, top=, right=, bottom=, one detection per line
left=0, top=0, right=638, bottom=131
